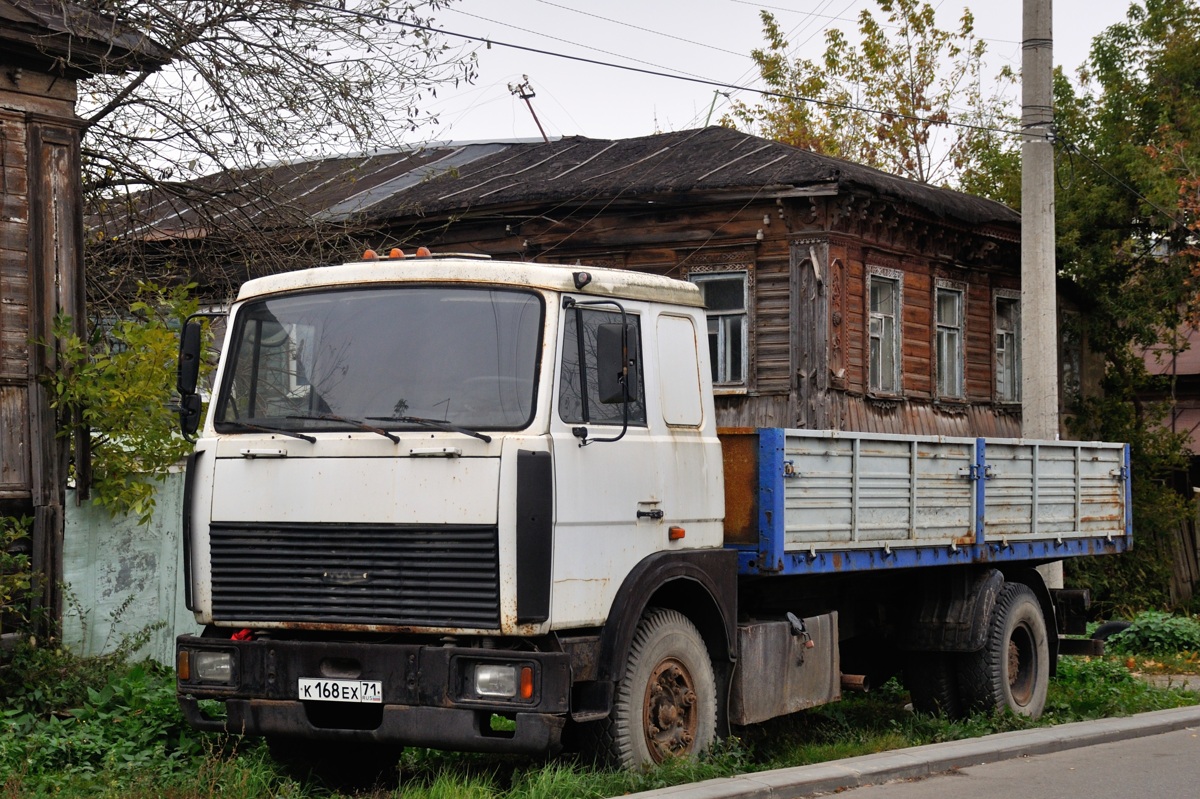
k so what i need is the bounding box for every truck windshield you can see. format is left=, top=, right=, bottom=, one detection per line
left=214, top=286, right=542, bottom=432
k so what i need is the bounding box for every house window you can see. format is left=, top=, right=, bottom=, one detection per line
left=935, top=285, right=964, bottom=398
left=868, top=274, right=901, bottom=393
left=995, top=294, right=1020, bottom=402
left=690, top=272, right=748, bottom=386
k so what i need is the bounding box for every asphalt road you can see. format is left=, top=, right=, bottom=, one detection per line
left=622, top=705, right=1200, bottom=799
left=827, top=726, right=1200, bottom=799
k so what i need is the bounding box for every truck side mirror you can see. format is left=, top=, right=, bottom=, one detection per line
left=177, top=320, right=203, bottom=436
left=177, top=320, right=203, bottom=396
left=179, top=393, right=203, bottom=437
left=596, top=322, right=638, bottom=404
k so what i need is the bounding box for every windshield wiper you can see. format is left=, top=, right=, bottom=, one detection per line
left=217, top=421, right=316, bottom=443
left=287, top=414, right=400, bottom=443
left=367, top=415, right=492, bottom=443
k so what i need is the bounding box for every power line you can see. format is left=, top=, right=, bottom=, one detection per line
left=533, top=0, right=753, bottom=59
left=295, top=0, right=1023, bottom=139
left=446, top=6, right=719, bottom=83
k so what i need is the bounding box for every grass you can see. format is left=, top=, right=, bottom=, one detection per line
left=2, top=638, right=1198, bottom=799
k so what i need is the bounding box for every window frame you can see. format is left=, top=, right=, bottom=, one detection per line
left=867, top=268, right=903, bottom=396
left=688, top=269, right=750, bottom=392
left=934, top=279, right=966, bottom=401
left=556, top=305, right=648, bottom=428
left=994, top=290, right=1021, bottom=404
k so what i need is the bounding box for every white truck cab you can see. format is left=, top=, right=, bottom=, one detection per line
left=176, top=254, right=738, bottom=765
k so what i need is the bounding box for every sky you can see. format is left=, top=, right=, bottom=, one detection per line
left=411, top=0, right=1137, bottom=144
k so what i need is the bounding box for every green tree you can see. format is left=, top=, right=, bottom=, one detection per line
left=46, top=284, right=208, bottom=524
left=724, top=0, right=1017, bottom=199
left=1053, top=0, right=1200, bottom=609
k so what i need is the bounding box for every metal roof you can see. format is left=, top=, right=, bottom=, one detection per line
left=104, top=127, right=1019, bottom=242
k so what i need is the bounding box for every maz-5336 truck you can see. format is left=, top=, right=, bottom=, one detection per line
left=174, top=252, right=1130, bottom=769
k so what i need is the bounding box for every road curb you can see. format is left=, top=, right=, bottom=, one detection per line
left=617, top=704, right=1200, bottom=799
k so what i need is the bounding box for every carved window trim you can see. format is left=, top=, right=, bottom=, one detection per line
left=683, top=253, right=755, bottom=395
left=866, top=265, right=903, bottom=397
left=934, top=278, right=967, bottom=401
left=994, top=289, right=1021, bottom=405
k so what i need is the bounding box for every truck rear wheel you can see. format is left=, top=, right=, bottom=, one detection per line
left=590, top=607, right=717, bottom=769
left=959, top=583, right=1049, bottom=717
left=905, top=652, right=964, bottom=718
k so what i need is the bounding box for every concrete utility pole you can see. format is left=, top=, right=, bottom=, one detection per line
left=1021, top=0, right=1059, bottom=441
left=1022, top=0, right=1063, bottom=588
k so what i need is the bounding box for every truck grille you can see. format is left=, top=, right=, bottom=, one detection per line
left=208, top=523, right=501, bottom=628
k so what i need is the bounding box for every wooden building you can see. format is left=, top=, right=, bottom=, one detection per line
left=0, top=0, right=166, bottom=625
left=112, top=127, right=1032, bottom=437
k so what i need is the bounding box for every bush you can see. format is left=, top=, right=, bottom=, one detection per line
left=0, top=640, right=210, bottom=793
left=0, top=516, right=33, bottom=633
left=47, top=282, right=206, bottom=525
left=1042, top=655, right=1195, bottom=720
left=1106, top=610, right=1200, bottom=656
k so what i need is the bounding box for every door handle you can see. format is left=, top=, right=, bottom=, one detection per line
left=637, top=509, right=664, bottom=520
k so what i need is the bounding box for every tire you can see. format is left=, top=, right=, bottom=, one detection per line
left=588, top=607, right=717, bottom=769
left=959, top=583, right=1050, bottom=718
left=905, top=652, right=965, bottom=718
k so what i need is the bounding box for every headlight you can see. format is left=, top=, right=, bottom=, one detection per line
left=192, top=651, right=235, bottom=684
left=474, top=664, right=517, bottom=698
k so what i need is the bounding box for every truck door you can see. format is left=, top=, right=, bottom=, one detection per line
left=549, top=301, right=662, bottom=628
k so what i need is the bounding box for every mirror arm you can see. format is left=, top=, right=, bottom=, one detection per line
left=564, top=297, right=630, bottom=446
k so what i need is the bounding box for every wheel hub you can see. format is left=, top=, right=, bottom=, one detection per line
left=1008, top=622, right=1036, bottom=705
left=643, top=657, right=699, bottom=762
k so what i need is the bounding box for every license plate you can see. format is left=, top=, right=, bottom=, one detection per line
left=297, top=678, right=382, bottom=704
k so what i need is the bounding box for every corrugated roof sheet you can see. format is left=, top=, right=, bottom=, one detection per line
left=102, top=126, right=1020, bottom=240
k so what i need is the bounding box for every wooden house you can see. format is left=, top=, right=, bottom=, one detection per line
left=0, top=0, right=166, bottom=626
left=98, top=127, right=1073, bottom=439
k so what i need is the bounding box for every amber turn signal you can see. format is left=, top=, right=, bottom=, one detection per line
left=668, top=526, right=686, bottom=541
left=520, top=665, right=534, bottom=699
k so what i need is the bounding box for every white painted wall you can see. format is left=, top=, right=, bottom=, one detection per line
left=62, top=474, right=201, bottom=665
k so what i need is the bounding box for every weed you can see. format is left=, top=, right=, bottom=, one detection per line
left=0, top=516, right=33, bottom=634
left=0, top=640, right=218, bottom=795
left=1106, top=610, right=1200, bottom=656
left=1, top=645, right=1197, bottom=798
left=1044, top=655, right=1198, bottom=721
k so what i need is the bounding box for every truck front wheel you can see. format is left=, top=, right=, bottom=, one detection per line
left=960, top=582, right=1050, bottom=717
left=594, top=607, right=717, bottom=769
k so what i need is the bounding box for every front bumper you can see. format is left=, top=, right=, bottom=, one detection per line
left=176, top=635, right=571, bottom=754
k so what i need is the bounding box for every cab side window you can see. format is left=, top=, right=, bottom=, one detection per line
left=558, top=307, right=646, bottom=426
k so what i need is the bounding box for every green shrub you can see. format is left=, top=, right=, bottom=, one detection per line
left=1106, top=611, right=1200, bottom=655
left=0, top=516, right=33, bottom=632
left=47, top=282, right=207, bottom=525
left=1045, top=655, right=1197, bottom=720
left=0, top=641, right=211, bottom=793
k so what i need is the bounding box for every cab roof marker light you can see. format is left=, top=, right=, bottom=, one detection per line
left=389, top=248, right=405, bottom=259
left=362, top=249, right=378, bottom=260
